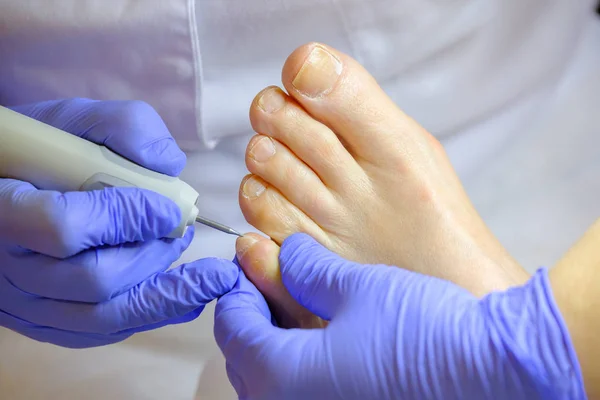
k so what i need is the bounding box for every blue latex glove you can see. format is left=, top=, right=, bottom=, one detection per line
left=215, top=234, right=585, bottom=400
left=0, top=98, right=239, bottom=348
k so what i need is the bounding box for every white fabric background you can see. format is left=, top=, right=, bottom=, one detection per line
left=0, top=1, right=598, bottom=399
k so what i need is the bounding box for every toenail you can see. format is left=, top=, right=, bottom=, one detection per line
left=242, top=176, right=266, bottom=199
left=258, top=88, right=286, bottom=113
left=236, top=235, right=259, bottom=260
left=248, top=136, right=276, bottom=162
left=292, top=45, right=342, bottom=98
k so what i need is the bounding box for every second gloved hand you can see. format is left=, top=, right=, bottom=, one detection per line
left=0, top=99, right=239, bottom=348
left=215, top=234, right=584, bottom=400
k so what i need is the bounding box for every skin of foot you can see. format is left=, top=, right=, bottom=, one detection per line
left=235, top=43, right=529, bottom=326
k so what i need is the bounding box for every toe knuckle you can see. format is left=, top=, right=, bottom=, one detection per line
left=306, top=190, right=337, bottom=219
left=317, top=139, right=340, bottom=163
left=284, top=106, right=304, bottom=126
left=282, top=162, right=301, bottom=182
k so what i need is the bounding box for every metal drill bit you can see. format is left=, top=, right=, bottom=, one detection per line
left=195, top=215, right=243, bottom=237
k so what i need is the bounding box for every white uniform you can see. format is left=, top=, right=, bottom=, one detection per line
left=0, top=1, right=598, bottom=398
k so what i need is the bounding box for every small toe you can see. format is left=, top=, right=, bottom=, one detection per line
left=238, top=175, right=329, bottom=246
left=236, top=233, right=325, bottom=329
left=244, top=134, right=338, bottom=223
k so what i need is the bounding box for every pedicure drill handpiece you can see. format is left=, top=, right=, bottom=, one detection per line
left=0, top=105, right=243, bottom=238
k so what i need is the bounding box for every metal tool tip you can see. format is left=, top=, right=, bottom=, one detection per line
left=228, top=228, right=244, bottom=237
left=195, top=215, right=244, bottom=237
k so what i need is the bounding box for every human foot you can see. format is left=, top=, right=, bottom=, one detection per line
left=238, top=43, right=528, bottom=298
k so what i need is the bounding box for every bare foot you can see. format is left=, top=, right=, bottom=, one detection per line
left=236, top=43, right=528, bottom=320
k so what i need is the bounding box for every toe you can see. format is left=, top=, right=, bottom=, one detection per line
left=281, top=43, right=429, bottom=164
left=235, top=233, right=325, bottom=329
left=249, top=86, right=365, bottom=189
left=245, top=134, right=338, bottom=223
left=238, top=175, right=330, bottom=246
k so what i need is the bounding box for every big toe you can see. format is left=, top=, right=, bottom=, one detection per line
left=235, top=233, right=324, bottom=329
left=281, top=43, right=431, bottom=165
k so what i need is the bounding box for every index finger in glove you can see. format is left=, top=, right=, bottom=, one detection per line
left=0, top=179, right=180, bottom=258
left=11, top=99, right=186, bottom=176
left=2, top=228, right=194, bottom=303
left=0, top=257, right=240, bottom=334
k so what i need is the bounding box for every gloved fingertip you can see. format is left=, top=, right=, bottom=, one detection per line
left=280, top=232, right=319, bottom=253
left=114, top=307, right=205, bottom=336
left=279, top=233, right=329, bottom=272
left=119, top=188, right=182, bottom=240
left=219, top=257, right=242, bottom=281
left=158, top=307, right=204, bottom=327
left=184, top=258, right=241, bottom=300
left=217, top=270, right=271, bottom=318
left=179, top=224, right=196, bottom=247
left=145, top=138, right=187, bottom=177
left=149, top=187, right=183, bottom=222
left=88, top=187, right=183, bottom=245
left=278, top=233, right=357, bottom=320
left=168, top=222, right=195, bottom=247
left=219, top=259, right=243, bottom=292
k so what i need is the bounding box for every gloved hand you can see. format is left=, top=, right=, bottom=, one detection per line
left=215, top=234, right=585, bottom=400
left=0, top=98, right=239, bottom=348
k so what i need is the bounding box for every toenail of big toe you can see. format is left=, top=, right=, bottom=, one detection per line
left=249, top=136, right=276, bottom=162
left=293, top=45, right=342, bottom=98
left=242, top=176, right=266, bottom=199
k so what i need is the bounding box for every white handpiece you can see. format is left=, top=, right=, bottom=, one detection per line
left=0, top=106, right=199, bottom=238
